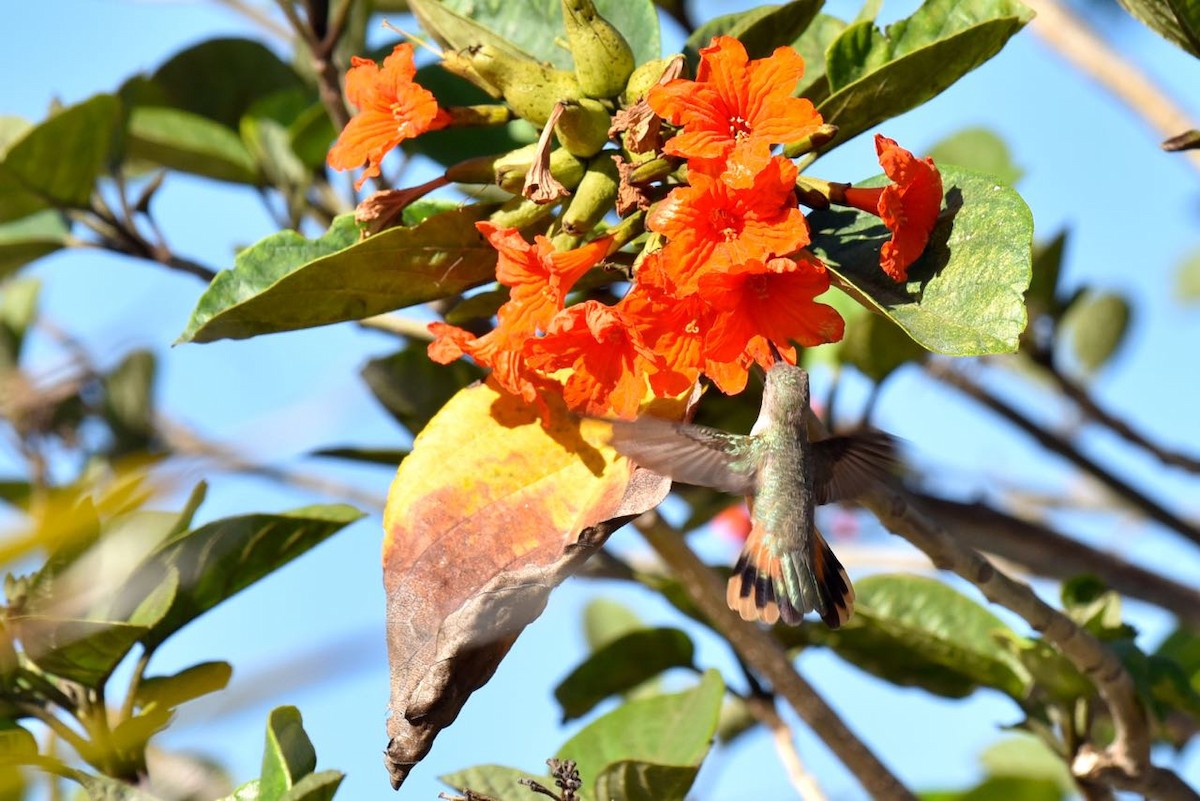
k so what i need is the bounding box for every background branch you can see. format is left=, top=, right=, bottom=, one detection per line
left=926, top=361, right=1200, bottom=549
left=636, top=515, right=918, bottom=801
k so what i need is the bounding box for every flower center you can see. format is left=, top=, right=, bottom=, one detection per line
left=711, top=208, right=742, bottom=241
left=728, top=115, right=752, bottom=141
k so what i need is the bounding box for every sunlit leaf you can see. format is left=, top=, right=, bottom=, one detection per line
left=102, top=349, right=157, bottom=456
left=1, top=95, right=123, bottom=213
left=808, top=166, right=1033, bottom=356
left=17, top=616, right=148, bottom=686
left=382, top=379, right=675, bottom=788
left=279, top=770, right=343, bottom=801
left=441, top=764, right=548, bottom=801
left=684, top=0, right=823, bottom=65
left=583, top=598, right=643, bottom=650
left=361, top=346, right=485, bottom=436
left=803, top=574, right=1031, bottom=700
left=415, top=0, right=660, bottom=68
left=179, top=205, right=501, bottom=343
left=1058, top=290, right=1131, bottom=374
left=928, top=128, right=1023, bottom=186
left=555, top=627, right=695, bottom=721
left=126, top=107, right=259, bottom=184
left=135, top=660, right=233, bottom=711
left=75, top=773, right=166, bottom=801
left=0, top=276, right=42, bottom=372
left=0, top=211, right=68, bottom=279
left=138, top=504, right=362, bottom=647
left=260, top=707, right=317, bottom=801
left=152, top=39, right=305, bottom=130
left=309, top=447, right=410, bottom=466
left=556, top=669, right=724, bottom=801
left=816, top=0, right=1032, bottom=149
left=1113, top=0, right=1200, bottom=56
left=795, top=14, right=848, bottom=102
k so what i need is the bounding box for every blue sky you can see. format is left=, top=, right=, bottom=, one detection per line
left=3, top=0, right=1199, bottom=799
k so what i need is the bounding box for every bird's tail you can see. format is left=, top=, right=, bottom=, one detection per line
left=726, top=524, right=854, bottom=628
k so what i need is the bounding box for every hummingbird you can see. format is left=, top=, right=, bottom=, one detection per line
left=607, top=362, right=897, bottom=628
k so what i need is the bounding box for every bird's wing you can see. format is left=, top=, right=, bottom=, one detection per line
left=607, top=417, right=757, bottom=495
left=812, top=429, right=900, bottom=504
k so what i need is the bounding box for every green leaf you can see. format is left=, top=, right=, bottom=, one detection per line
left=1114, top=0, right=1200, bottom=56
left=260, top=706, right=317, bottom=801
left=126, top=107, right=258, bottom=184
left=555, top=627, right=695, bottom=721
left=1058, top=290, right=1131, bottom=374
left=1157, top=624, right=1200, bottom=692
left=1026, top=230, right=1069, bottom=322
left=152, top=39, right=305, bottom=130
left=1, top=95, right=123, bottom=213
left=582, top=598, right=643, bottom=650
left=807, top=166, right=1033, bottom=356
left=0, top=211, right=68, bottom=279
left=179, top=205, right=501, bottom=343
left=440, top=765, right=548, bottom=801
left=816, top=0, right=1032, bottom=149
left=836, top=303, right=927, bottom=381
left=923, top=776, right=1064, bottom=801
left=75, top=773, right=167, bottom=800
left=594, top=761, right=699, bottom=801
left=814, top=574, right=1030, bottom=700
left=361, top=346, right=485, bottom=436
left=16, top=616, right=148, bottom=686
left=794, top=14, right=848, bottom=102
left=288, top=103, right=338, bottom=171
left=421, top=0, right=660, bottom=68
left=557, top=669, right=724, bottom=801
left=927, top=128, right=1023, bottom=187
left=102, top=349, right=157, bottom=456
left=137, top=504, right=363, bottom=647
left=1174, top=247, right=1200, bottom=305
left=135, top=660, right=233, bottom=710
left=684, top=1, right=824, bottom=66
left=0, top=720, right=37, bottom=760
left=979, top=735, right=1074, bottom=793
left=0, top=276, right=42, bottom=372
left=279, top=770, right=344, bottom=801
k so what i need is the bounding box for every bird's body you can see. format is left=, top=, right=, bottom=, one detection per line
left=607, top=362, right=896, bottom=627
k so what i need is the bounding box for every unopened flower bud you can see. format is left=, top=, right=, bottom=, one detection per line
left=493, top=144, right=586, bottom=195
left=561, top=0, right=636, bottom=99
left=561, top=156, right=619, bottom=236
left=461, top=45, right=583, bottom=126
left=555, top=98, right=613, bottom=158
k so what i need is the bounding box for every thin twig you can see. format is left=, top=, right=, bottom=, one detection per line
left=212, top=0, right=292, bottom=40
left=741, top=693, right=829, bottom=801
left=636, top=515, right=917, bottom=801
left=118, top=645, right=156, bottom=723
left=1016, top=352, right=1200, bottom=474
left=926, top=361, right=1200, bottom=549
left=13, top=701, right=93, bottom=762
left=912, top=492, right=1200, bottom=625
left=1021, top=0, right=1200, bottom=176
left=862, top=486, right=1199, bottom=801
left=358, top=313, right=437, bottom=340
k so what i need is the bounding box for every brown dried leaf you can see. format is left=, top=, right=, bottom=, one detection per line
left=381, top=378, right=673, bottom=789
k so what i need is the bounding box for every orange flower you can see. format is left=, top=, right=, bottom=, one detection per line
left=646, top=36, right=823, bottom=187
left=327, top=44, right=451, bottom=190
left=699, top=255, right=844, bottom=362
left=647, top=156, right=807, bottom=294
left=428, top=227, right=613, bottom=403
left=617, top=266, right=707, bottom=397
left=841, top=134, right=943, bottom=282
left=523, top=302, right=659, bottom=419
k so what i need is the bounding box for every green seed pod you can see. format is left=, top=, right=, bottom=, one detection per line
left=561, top=155, right=619, bottom=236
left=561, top=0, right=636, bottom=99
left=462, top=45, right=583, bottom=126
left=620, top=57, right=675, bottom=106
left=493, top=144, right=586, bottom=194
left=555, top=98, right=613, bottom=158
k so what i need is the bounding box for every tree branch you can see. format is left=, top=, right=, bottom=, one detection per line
left=1020, top=0, right=1200, bottom=176
left=912, top=492, right=1200, bottom=626
left=637, top=515, right=918, bottom=801
left=1016, top=352, right=1200, bottom=474
left=741, top=693, right=829, bottom=801
left=926, top=361, right=1200, bottom=549
left=861, top=487, right=1199, bottom=801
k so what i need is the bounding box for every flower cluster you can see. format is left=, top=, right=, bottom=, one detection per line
left=327, top=35, right=944, bottom=420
